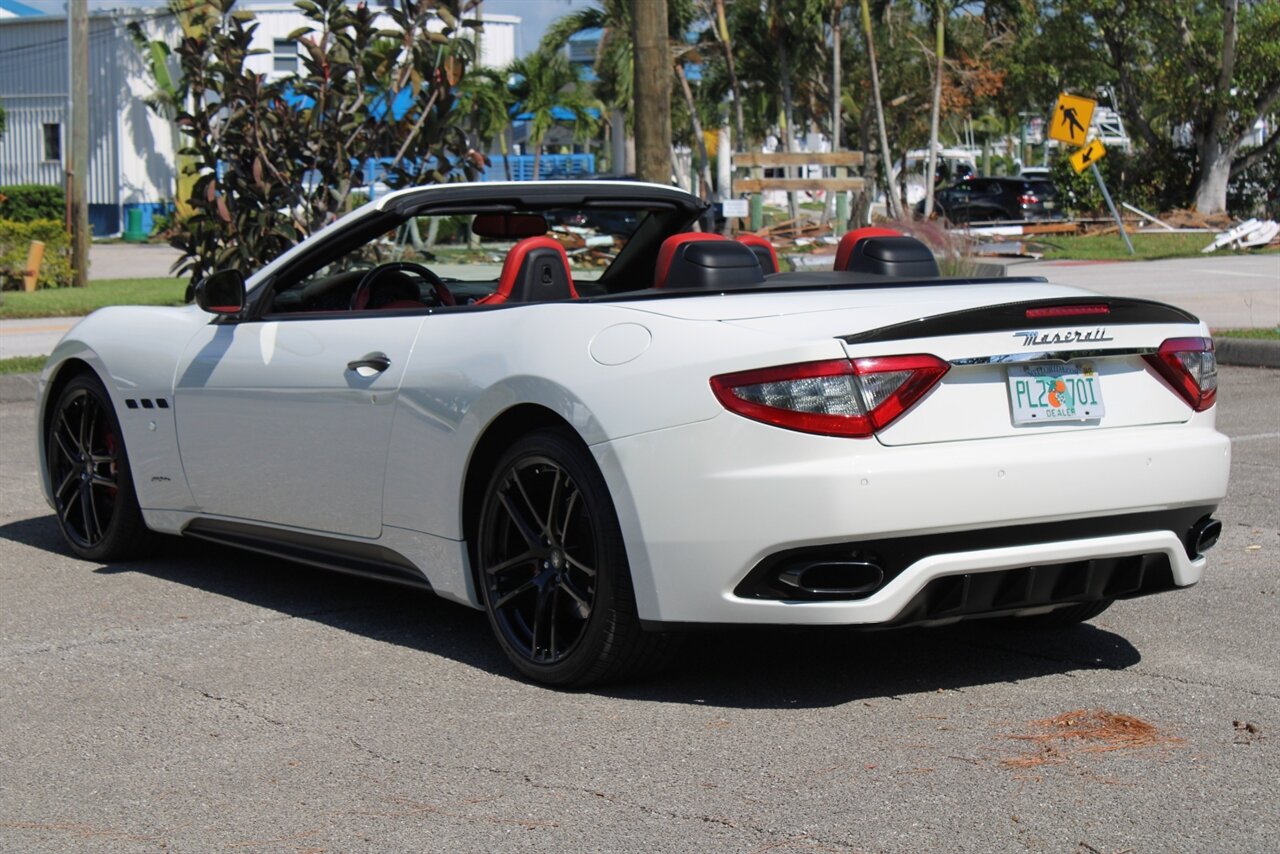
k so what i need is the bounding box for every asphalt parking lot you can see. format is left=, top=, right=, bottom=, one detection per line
left=1, top=366, right=1276, bottom=853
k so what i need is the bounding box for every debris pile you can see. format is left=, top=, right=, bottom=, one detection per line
left=1002, top=708, right=1183, bottom=769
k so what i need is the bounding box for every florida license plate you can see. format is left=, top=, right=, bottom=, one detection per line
left=1008, top=364, right=1105, bottom=424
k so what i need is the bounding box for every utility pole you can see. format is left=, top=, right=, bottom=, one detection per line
left=69, top=0, right=89, bottom=287
left=631, top=0, right=671, bottom=186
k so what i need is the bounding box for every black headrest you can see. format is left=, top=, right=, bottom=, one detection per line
left=511, top=246, right=574, bottom=302
left=847, top=236, right=940, bottom=278
left=663, top=240, right=764, bottom=290
left=742, top=242, right=779, bottom=274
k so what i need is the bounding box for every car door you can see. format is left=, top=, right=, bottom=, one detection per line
left=173, top=313, right=425, bottom=539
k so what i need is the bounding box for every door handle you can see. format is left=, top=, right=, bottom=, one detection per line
left=347, top=352, right=391, bottom=374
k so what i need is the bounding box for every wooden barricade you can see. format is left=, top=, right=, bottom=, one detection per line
left=731, top=151, right=866, bottom=235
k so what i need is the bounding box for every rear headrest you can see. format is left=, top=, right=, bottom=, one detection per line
left=654, top=233, right=727, bottom=288
left=845, top=236, right=941, bottom=278
left=736, top=234, right=780, bottom=274
left=656, top=238, right=764, bottom=290
left=834, top=227, right=903, bottom=271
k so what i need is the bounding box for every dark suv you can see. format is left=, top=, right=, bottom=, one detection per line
left=918, top=177, right=1061, bottom=223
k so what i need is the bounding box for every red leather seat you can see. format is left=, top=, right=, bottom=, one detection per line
left=653, top=233, right=727, bottom=289
left=735, top=234, right=779, bottom=274
left=834, top=227, right=903, bottom=271
left=477, top=236, right=578, bottom=305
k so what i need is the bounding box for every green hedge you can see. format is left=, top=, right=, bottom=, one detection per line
left=0, top=184, right=66, bottom=222
left=0, top=219, right=74, bottom=290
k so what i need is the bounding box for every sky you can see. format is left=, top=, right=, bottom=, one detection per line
left=18, top=0, right=601, bottom=57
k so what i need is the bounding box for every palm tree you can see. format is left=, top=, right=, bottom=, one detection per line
left=454, top=66, right=516, bottom=178
left=860, top=0, right=903, bottom=218
left=506, top=50, right=602, bottom=180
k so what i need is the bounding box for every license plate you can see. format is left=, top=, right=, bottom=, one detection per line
left=1044, top=200, right=1056, bottom=209
left=1008, top=364, right=1105, bottom=424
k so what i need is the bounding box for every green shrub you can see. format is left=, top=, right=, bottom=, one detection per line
left=0, top=184, right=66, bottom=222
left=0, top=219, right=74, bottom=290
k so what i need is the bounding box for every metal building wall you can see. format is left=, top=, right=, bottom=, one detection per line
left=0, top=16, right=120, bottom=232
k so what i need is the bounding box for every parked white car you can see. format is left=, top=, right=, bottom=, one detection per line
left=37, top=181, right=1229, bottom=686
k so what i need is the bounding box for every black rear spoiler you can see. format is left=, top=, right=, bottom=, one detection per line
left=842, top=297, right=1200, bottom=345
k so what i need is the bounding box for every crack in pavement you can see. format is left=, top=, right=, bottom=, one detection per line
left=143, top=669, right=288, bottom=728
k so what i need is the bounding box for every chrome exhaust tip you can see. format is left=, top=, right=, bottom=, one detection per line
left=1188, top=517, right=1223, bottom=557
left=777, top=560, right=885, bottom=597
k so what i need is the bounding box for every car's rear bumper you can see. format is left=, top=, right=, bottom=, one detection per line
left=595, top=411, right=1230, bottom=625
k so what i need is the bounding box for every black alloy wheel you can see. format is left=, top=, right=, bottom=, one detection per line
left=46, top=373, right=152, bottom=560
left=477, top=429, right=676, bottom=686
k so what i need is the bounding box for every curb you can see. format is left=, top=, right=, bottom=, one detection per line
left=1213, top=337, right=1280, bottom=369
left=2, top=338, right=1276, bottom=406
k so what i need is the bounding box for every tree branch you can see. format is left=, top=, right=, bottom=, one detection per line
left=1230, top=124, right=1280, bottom=177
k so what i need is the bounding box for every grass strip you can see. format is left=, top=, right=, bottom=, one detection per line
left=0, top=355, right=46, bottom=375
left=0, top=278, right=188, bottom=319
left=1213, top=328, right=1280, bottom=340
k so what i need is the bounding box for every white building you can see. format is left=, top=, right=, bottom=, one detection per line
left=0, top=2, right=517, bottom=236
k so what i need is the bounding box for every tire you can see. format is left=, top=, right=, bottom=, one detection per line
left=1006, top=598, right=1114, bottom=629
left=476, top=428, right=678, bottom=687
left=45, top=372, right=154, bottom=561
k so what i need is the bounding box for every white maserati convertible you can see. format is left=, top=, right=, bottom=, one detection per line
left=37, top=181, right=1229, bottom=686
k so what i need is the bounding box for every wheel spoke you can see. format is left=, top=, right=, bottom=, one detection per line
left=59, top=483, right=82, bottom=523
left=564, top=553, right=597, bottom=578
left=55, top=468, right=78, bottom=499
left=558, top=486, right=579, bottom=543
left=498, top=489, right=543, bottom=549
left=545, top=468, right=563, bottom=541
left=79, top=478, right=98, bottom=542
left=510, top=468, right=550, bottom=538
left=531, top=583, right=557, bottom=659
left=484, top=549, right=538, bottom=577
left=547, top=585, right=561, bottom=659
left=53, top=426, right=78, bottom=465
left=493, top=576, right=538, bottom=610
left=90, top=473, right=117, bottom=489
left=558, top=578, right=592, bottom=620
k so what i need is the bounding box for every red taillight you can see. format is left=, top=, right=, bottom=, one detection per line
left=710, top=355, right=949, bottom=437
left=1018, top=193, right=1040, bottom=205
left=1143, top=337, right=1217, bottom=411
left=1026, top=304, right=1110, bottom=318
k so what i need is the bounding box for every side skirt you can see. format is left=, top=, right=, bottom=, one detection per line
left=182, top=518, right=433, bottom=592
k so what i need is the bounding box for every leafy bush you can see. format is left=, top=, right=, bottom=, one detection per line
left=167, top=0, right=484, bottom=282
left=0, top=184, right=66, bottom=223
left=0, top=219, right=74, bottom=290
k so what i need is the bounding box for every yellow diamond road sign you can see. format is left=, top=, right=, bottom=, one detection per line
left=1070, top=139, right=1107, bottom=174
left=1050, top=92, right=1097, bottom=147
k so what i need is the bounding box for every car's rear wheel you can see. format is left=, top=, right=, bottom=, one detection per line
left=476, top=428, right=676, bottom=687
left=45, top=372, right=153, bottom=561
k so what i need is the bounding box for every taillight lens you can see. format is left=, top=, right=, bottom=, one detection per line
left=710, top=355, right=949, bottom=437
left=1017, top=193, right=1040, bottom=205
left=1143, top=337, right=1217, bottom=411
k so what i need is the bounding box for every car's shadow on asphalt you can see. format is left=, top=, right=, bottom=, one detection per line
left=5, top=514, right=1143, bottom=709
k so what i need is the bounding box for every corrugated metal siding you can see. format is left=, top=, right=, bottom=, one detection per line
left=0, top=16, right=117, bottom=206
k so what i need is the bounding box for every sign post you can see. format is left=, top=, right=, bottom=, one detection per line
left=1051, top=93, right=1134, bottom=256
left=1089, top=162, right=1135, bottom=256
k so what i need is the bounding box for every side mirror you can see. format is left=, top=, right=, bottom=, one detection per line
left=194, top=269, right=246, bottom=315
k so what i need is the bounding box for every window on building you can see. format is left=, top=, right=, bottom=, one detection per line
left=273, top=39, right=298, bottom=74
left=43, top=124, right=61, bottom=162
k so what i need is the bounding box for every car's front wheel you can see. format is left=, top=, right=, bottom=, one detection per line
left=45, top=372, right=154, bottom=561
left=476, top=429, right=676, bottom=687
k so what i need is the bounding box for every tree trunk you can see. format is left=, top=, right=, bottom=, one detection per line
left=1192, top=0, right=1238, bottom=214
left=676, top=63, right=715, bottom=199
left=713, top=0, right=746, bottom=151
left=532, top=141, right=543, bottom=181
left=923, top=2, right=944, bottom=218
left=860, top=0, right=902, bottom=219
left=778, top=38, right=800, bottom=225
left=632, top=0, right=672, bottom=185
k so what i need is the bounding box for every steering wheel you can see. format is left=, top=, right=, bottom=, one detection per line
left=350, top=262, right=455, bottom=310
